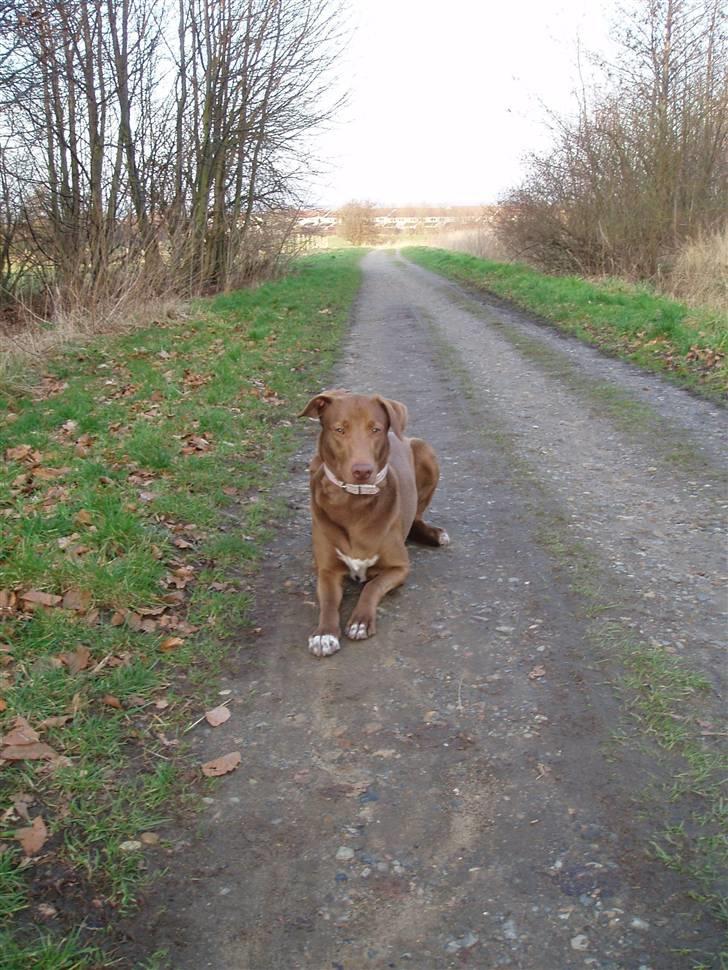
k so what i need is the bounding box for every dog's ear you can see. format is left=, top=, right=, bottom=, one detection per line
left=376, top=397, right=408, bottom=439
left=299, top=388, right=349, bottom=420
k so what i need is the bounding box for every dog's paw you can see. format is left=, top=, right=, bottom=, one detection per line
left=345, top=615, right=375, bottom=640
left=437, top=529, right=450, bottom=546
left=308, top=633, right=340, bottom=658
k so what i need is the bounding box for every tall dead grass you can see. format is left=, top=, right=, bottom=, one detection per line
left=424, top=226, right=509, bottom=262
left=0, top=268, right=186, bottom=395
left=667, top=227, right=728, bottom=314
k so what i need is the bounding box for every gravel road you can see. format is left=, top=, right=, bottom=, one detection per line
left=126, top=250, right=727, bottom=969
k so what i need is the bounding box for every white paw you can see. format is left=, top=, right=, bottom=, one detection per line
left=308, top=634, right=340, bottom=658
left=345, top=621, right=370, bottom=640
left=438, top=530, right=451, bottom=546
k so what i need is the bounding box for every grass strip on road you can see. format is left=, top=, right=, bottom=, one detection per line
left=0, top=250, right=362, bottom=968
left=402, top=247, right=727, bottom=399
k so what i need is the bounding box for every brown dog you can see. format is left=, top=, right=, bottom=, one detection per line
left=300, top=389, right=449, bottom=657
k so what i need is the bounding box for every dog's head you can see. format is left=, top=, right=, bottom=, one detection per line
left=300, top=389, right=408, bottom=487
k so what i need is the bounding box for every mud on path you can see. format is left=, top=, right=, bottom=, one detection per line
left=125, top=251, right=727, bottom=969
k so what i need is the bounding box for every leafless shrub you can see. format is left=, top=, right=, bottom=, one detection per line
left=497, top=0, right=727, bottom=283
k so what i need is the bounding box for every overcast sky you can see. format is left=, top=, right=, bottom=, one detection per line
left=307, top=0, right=616, bottom=208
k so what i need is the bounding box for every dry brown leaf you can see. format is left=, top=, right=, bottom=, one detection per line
left=102, top=695, right=122, bottom=709
left=37, top=714, right=73, bottom=730
left=61, top=589, right=92, bottom=613
left=159, top=636, right=184, bottom=653
left=205, top=704, right=231, bottom=727
left=1, top=716, right=40, bottom=747
left=33, top=466, right=64, bottom=481
left=12, top=792, right=34, bottom=823
left=110, top=611, right=126, bottom=626
left=15, top=816, right=48, bottom=856
left=201, top=750, right=241, bottom=777
left=21, top=590, right=62, bottom=609
left=0, top=698, right=6, bottom=712
left=5, top=444, right=33, bottom=461
left=59, top=646, right=91, bottom=675
left=74, top=509, right=93, bottom=526
left=1, top=741, right=59, bottom=762
left=528, top=665, right=546, bottom=680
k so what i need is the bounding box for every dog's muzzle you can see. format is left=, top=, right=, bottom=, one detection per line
left=322, top=463, right=389, bottom=495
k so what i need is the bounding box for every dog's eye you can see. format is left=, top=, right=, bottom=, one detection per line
left=371, top=426, right=382, bottom=434
left=334, top=426, right=345, bottom=435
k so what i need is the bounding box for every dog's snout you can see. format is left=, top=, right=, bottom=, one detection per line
left=351, top=463, right=374, bottom=483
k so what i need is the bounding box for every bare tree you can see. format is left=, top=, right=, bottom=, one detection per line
left=338, top=200, right=379, bottom=245
left=0, top=0, right=346, bottom=319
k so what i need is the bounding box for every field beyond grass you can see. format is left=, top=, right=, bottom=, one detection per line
left=403, top=247, right=728, bottom=399
left=0, top=250, right=362, bottom=967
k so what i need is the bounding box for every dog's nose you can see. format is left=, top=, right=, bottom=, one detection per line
left=351, top=463, right=374, bottom=482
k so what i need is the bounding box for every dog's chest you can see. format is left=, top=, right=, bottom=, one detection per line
left=335, top=548, right=379, bottom=583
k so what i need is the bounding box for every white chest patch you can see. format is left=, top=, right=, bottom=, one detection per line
left=336, top=548, right=379, bottom=583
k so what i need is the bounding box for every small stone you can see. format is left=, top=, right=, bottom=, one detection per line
left=119, top=840, right=142, bottom=852
left=336, top=846, right=355, bottom=862
left=140, top=832, right=160, bottom=845
left=445, top=931, right=479, bottom=953
left=335, top=872, right=348, bottom=882
left=630, top=917, right=649, bottom=931
left=571, top=935, right=589, bottom=951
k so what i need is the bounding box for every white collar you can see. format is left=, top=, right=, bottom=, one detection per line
left=322, top=463, right=389, bottom=495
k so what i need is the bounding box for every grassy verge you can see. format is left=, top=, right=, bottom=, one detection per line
left=402, top=247, right=727, bottom=398
left=0, top=250, right=363, bottom=967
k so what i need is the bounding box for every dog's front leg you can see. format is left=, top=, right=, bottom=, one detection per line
left=309, top=568, right=344, bottom=657
left=345, top=564, right=409, bottom=640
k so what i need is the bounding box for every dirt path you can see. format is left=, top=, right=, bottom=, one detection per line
left=126, top=251, right=727, bottom=969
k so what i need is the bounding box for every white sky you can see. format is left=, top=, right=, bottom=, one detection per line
left=308, top=0, right=616, bottom=207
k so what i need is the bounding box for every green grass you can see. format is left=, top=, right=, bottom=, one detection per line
left=0, top=249, right=363, bottom=966
left=403, top=247, right=728, bottom=398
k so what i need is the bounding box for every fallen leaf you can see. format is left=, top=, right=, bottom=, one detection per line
left=11, top=793, right=34, bottom=823
left=37, top=714, right=72, bottom=729
left=74, top=509, right=93, bottom=526
left=159, top=636, right=184, bottom=652
left=201, top=751, right=241, bottom=777
left=5, top=444, right=33, bottom=462
left=205, top=704, right=231, bottom=727
left=528, top=665, right=546, bottom=680
left=59, top=645, right=91, bottom=675
left=0, top=699, right=6, bottom=712
left=126, top=612, right=157, bottom=633
left=103, top=695, right=122, bottom=709
left=21, top=590, right=62, bottom=609
left=1, top=716, right=39, bottom=747
left=119, top=840, right=142, bottom=852
left=0, top=742, right=60, bottom=762
left=61, top=589, right=92, bottom=613
left=124, top=694, right=146, bottom=708
left=36, top=903, right=57, bottom=918
left=15, top=816, right=48, bottom=855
